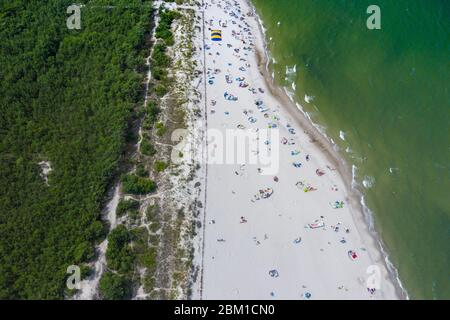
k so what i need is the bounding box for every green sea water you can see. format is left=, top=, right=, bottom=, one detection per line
left=251, top=0, right=449, bottom=299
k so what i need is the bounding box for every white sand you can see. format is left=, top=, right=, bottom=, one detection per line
left=38, top=161, right=52, bottom=186
left=196, top=0, right=400, bottom=300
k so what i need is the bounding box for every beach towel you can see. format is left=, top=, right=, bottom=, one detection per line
left=308, top=220, right=325, bottom=229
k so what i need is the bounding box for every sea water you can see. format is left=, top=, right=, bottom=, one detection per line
left=252, top=0, right=450, bottom=299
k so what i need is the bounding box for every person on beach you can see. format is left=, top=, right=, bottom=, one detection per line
left=269, top=270, right=279, bottom=278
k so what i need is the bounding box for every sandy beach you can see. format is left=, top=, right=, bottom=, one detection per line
left=192, top=0, right=401, bottom=300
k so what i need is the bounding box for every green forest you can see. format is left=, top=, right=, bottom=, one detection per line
left=0, top=0, right=153, bottom=299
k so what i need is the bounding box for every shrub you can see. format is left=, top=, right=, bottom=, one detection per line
left=155, top=28, right=172, bottom=42
left=135, top=164, right=148, bottom=177
left=117, top=199, right=140, bottom=217
left=141, top=139, right=157, bottom=156
left=99, top=272, right=131, bottom=300
left=128, top=209, right=140, bottom=226
left=152, top=49, right=170, bottom=68
left=105, top=225, right=135, bottom=273
left=130, top=227, right=149, bottom=254
left=155, top=84, right=168, bottom=97
left=154, top=161, right=168, bottom=172
left=143, top=270, right=155, bottom=293
left=140, top=247, right=157, bottom=272
left=153, top=42, right=167, bottom=55
left=149, top=220, right=161, bottom=233
left=152, top=42, right=170, bottom=68
left=155, top=122, right=166, bottom=136
left=121, top=174, right=156, bottom=195
left=146, top=204, right=160, bottom=223
left=152, top=66, right=167, bottom=81
left=164, top=34, right=174, bottom=46
left=155, top=9, right=180, bottom=46
left=147, top=100, right=160, bottom=123
left=142, top=117, right=154, bottom=130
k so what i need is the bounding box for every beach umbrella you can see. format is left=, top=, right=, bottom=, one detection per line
left=211, top=29, right=222, bottom=41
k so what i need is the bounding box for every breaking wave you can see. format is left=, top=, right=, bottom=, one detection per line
left=362, top=175, right=375, bottom=189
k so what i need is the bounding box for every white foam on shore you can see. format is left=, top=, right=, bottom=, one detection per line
left=339, top=130, right=346, bottom=141
left=293, top=100, right=331, bottom=142
left=356, top=169, right=409, bottom=299
left=360, top=195, right=410, bottom=300
left=254, top=12, right=272, bottom=76
left=360, top=196, right=374, bottom=230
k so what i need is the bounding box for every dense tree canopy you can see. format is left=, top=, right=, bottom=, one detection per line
left=0, top=0, right=153, bottom=299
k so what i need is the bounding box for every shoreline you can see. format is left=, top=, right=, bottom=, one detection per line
left=246, top=0, right=408, bottom=299
left=197, top=0, right=405, bottom=300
